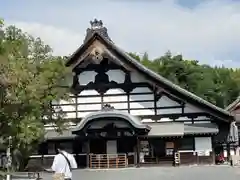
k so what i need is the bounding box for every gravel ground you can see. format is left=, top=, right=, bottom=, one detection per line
left=40, top=165, right=240, bottom=180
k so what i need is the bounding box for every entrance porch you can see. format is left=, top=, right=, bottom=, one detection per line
left=72, top=106, right=150, bottom=168
left=73, top=136, right=181, bottom=168
left=34, top=108, right=222, bottom=169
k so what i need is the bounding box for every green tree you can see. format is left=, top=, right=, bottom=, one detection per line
left=0, top=20, right=71, bottom=160
left=129, top=51, right=240, bottom=108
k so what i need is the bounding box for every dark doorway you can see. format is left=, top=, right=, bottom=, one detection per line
left=117, top=137, right=135, bottom=153
left=90, top=139, right=106, bottom=154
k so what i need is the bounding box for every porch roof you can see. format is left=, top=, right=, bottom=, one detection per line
left=45, top=127, right=76, bottom=140
left=72, top=110, right=151, bottom=134
left=146, top=122, right=184, bottom=137
left=44, top=122, right=219, bottom=140
left=145, top=122, right=219, bottom=137
left=184, top=123, right=219, bottom=135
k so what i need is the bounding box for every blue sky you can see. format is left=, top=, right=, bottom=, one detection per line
left=1, top=0, right=240, bottom=67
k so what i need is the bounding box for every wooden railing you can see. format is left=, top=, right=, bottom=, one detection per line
left=89, top=154, right=128, bottom=169
left=140, top=155, right=175, bottom=166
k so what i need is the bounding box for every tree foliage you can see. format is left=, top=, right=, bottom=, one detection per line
left=129, top=52, right=240, bottom=108
left=0, top=19, right=71, bottom=156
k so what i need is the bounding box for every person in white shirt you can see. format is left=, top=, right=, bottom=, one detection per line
left=51, top=144, right=77, bottom=180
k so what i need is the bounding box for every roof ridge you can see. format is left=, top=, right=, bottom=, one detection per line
left=225, top=96, right=240, bottom=111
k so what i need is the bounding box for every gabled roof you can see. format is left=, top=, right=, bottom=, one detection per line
left=66, top=19, right=233, bottom=122
left=72, top=109, right=151, bottom=134
left=225, top=96, right=240, bottom=112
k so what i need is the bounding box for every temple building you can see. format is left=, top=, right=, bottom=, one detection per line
left=225, top=97, right=240, bottom=155
left=226, top=96, right=240, bottom=125
left=31, top=19, right=237, bottom=169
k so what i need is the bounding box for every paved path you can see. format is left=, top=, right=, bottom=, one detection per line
left=42, top=166, right=240, bottom=180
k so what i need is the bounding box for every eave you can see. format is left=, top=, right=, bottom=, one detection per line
left=225, top=96, right=240, bottom=112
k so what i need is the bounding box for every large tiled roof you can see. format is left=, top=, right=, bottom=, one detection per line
left=66, top=19, right=233, bottom=122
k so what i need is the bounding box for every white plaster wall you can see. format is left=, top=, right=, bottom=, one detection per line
left=129, top=87, right=155, bottom=115
left=194, top=137, right=212, bottom=152
left=157, top=118, right=173, bottom=122
left=54, top=69, right=212, bottom=119
left=77, top=90, right=101, bottom=118
left=130, top=70, right=207, bottom=114
left=157, top=96, right=180, bottom=107
left=78, top=69, right=125, bottom=85
left=141, top=119, right=154, bottom=123
left=194, top=116, right=210, bottom=120
left=184, top=104, right=204, bottom=113
left=78, top=71, right=97, bottom=85
left=130, top=71, right=147, bottom=83
left=105, top=89, right=125, bottom=95
left=106, top=70, right=125, bottom=84
left=52, top=95, right=76, bottom=119
left=175, top=116, right=191, bottom=121
left=103, top=89, right=128, bottom=110
left=157, top=108, right=182, bottom=115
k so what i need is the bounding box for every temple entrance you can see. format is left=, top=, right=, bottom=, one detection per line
left=87, top=138, right=136, bottom=168
left=72, top=106, right=150, bottom=168
left=106, top=140, right=117, bottom=154
left=89, top=139, right=120, bottom=154
left=89, top=138, right=136, bottom=154
left=90, top=139, right=106, bottom=154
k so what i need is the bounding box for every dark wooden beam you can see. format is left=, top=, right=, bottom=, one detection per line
left=153, top=87, right=157, bottom=115
left=127, top=92, right=130, bottom=113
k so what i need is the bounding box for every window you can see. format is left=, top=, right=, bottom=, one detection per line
left=179, top=137, right=194, bottom=150
left=165, top=142, right=174, bottom=155
left=194, top=137, right=212, bottom=151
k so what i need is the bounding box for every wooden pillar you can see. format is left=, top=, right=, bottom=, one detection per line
left=86, top=139, right=90, bottom=168
left=211, top=136, right=216, bottom=164
left=134, top=143, right=137, bottom=165
left=135, top=137, right=140, bottom=167
left=173, top=139, right=179, bottom=166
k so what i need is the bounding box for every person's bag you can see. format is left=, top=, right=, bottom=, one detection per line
left=53, top=173, right=65, bottom=180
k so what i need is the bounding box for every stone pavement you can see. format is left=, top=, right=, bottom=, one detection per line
left=42, top=166, right=240, bottom=180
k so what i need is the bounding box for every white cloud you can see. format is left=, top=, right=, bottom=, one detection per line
left=8, top=22, right=84, bottom=56
left=6, top=0, right=240, bottom=67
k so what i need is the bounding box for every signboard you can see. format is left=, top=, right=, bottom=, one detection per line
left=166, top=142, right=174, bottom=149
left=205, top=151, right=210, bottom=156
left=140, top=141, right=150, bottom=155
left=140, top=141, right=149, bottom=153
left=197, top=151, right=205, bottom=156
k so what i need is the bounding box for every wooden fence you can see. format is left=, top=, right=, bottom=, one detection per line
left=89, top=154, right=128, bottom=169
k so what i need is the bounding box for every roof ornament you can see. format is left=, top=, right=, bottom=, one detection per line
left=90, top=19, right=103, bottom=30
left=84, top=19, right=111, bottom=43
left=102, top=104, right=115, bottom=111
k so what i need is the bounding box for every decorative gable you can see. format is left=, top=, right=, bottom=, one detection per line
left=62, top=19, right=232, bottom=122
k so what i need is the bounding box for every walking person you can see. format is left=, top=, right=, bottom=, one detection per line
left=51, top=144, right=77, bottom=180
